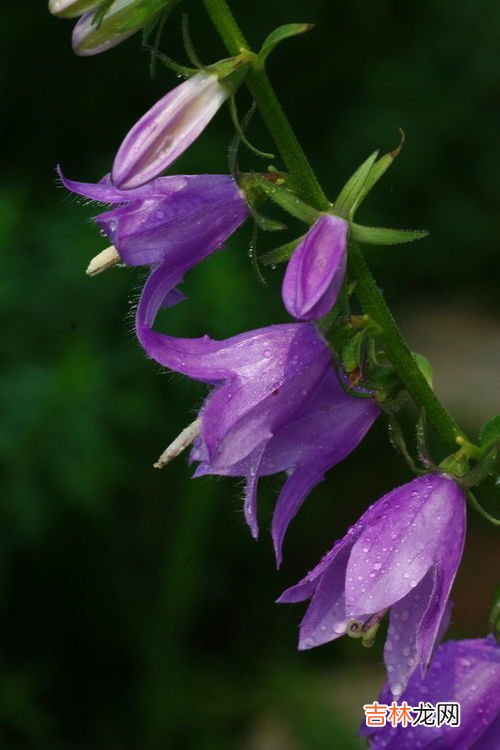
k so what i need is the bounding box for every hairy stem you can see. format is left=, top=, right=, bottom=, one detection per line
left=202, top=0, right=470, bottom=450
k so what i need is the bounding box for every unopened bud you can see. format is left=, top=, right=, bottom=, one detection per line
left=49, top=0, right=100, bottom=19
left=72, top=0, right=176, bottom=57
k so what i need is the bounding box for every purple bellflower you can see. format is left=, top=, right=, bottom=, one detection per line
left=361, top=636, right=500, bottom=749
left=112, top=72, right=231, bottom=189
left=58, top=170, right=249, bottom=272
left=278, top=473, right=466, bottom=696
left=135, top=249, right=380, bottom=558
left=282, top=214, right=349, bottom=321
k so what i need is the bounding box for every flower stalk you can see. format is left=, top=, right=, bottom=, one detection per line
left=201, top=0, right=471, bottom=452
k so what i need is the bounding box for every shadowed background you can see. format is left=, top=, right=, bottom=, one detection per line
left=0, top=1, right=499, bottom=747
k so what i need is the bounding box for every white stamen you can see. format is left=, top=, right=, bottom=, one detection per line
left=154, top=419, right=202, bottom=469
left=86, top=245, right=120, bottom=276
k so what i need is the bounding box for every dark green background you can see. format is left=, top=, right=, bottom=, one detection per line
left=1, top=1, right=499, bottom=747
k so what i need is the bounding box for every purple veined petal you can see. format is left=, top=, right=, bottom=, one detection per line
left=296, top=539, right=372, bottom=650
left=272, top=465, right=328, bottom=568
left=112, top=72, right=229, bottom=189
left=362, top=637, right=500, bottom=750
left=242, top=443, right=267, bottom=539
left=198, top=328, right=331, bottom=467
left=101, top=175, right=249, bottom=266
left=282, top=214, right=349, bottom=321
left=345, top=474, right=465, bottom=616
left=471, top=712, right=500, bottom=749
left=57, top=166, right=158, bottom=203
left=383, top=566, right=437, bottom=697
left=277, top=526, right=365, bottom=605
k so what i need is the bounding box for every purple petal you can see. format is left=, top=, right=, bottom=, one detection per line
left=102, top=175, right=248, bottom=266
left=72, top=10, right=139, bottom=56
left=346, top=475, right=465, bottom=616
left=282, top=214, right=348, bottom=321
left=384, top=566, right=437, bottom=697
left=272, top=465, right=327, bottom=568
left=112, top=72, right=229, bottom=189
left=297, top=539, right=369, bottom=650
left=242, top=443, right=267, bottom=539
left=364, top=637, right=500, bottom=749
left=277, top=527, right=363, bottom=605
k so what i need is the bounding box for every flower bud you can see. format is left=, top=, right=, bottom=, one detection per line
left=48, top=0, right=100, bottom=18
left=112, top=70, right=232, bottom=189
left=282, top=213, right=348, bottom=321
left=72, top=0, right=173, bottom=56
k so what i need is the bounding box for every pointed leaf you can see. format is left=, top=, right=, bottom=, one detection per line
left=260, top=236, right=303, bottom=265
left=351, top=133, right=404, bottom=215
left=334, top=151, right=379, bottom=218
left=258, top=23, right=314, bottom=66
left=350, top=223, right=428, bottom=245
left=252, top=176, right=321, bottom=223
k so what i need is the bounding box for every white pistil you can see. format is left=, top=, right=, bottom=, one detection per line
left=154, top=419, right=202, bottom=469
left=86, top=245, right=120, bottom=276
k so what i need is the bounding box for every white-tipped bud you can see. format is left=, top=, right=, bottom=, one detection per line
left=86, top=245, right=120, bottom=276
left=154, top=419, right=202, bottom=469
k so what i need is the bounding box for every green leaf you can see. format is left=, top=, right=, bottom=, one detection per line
left=350, top=223, right=428, bottom=245
left=260, top=236, right=303, bottom=265
left=252, top=176, right=321, bottom=223
left=480, top=416, right=500, bottom=453
left=334, top=151, right=379, bottom=218
left=258, top=23, right=314, bottom=66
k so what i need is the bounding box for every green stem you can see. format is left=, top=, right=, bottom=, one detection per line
left=202, top=0, right=330, bottom=210
left=202, top=0, right=470, bottom=450
left=348, top=243, right=465, bottom=446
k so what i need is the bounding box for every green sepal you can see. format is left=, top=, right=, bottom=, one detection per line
left=350, top=223, right=428, bottom=246
left=334, top=151, right=379, bottom=219
left=468, top=479, right=500, bottom=526
left=251, top=176, right=321, bottom=223
left=489, top=585, right=500, bottom=642
left=260, top=235, right=303, bottom=265
left=351, top=133, right=404, bottom=215
left=250, top=208, right=286, bottom=233
left=479, top=416, right=500, bottom=454
left=413, top=353, right=433, bottom=388
left=257, top=23, right=314, bottom=67
left=341, top=330, right=366, bottom=373
left=49, top=0, right=101, bottom=19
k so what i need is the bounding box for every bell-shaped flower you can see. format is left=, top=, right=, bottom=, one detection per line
left=59, top=170, right=249, bottom=270
left=49, top=0, right=100, bottom=18
left=282, top=214, right=349, bottom=321
left=361, top=636, right=500, bottom=749
left=278, top=473, right=466, bottom=696
left=136, top=249, right=380, bottom=556
left=112, top=71, right=232, bottom=189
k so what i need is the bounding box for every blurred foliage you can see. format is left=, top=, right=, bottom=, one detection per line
left=0, top=0, right=499, bottom=747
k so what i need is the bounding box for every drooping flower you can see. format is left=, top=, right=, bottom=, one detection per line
left=278, top=473, right=466, bottom=696
left=282, top=214, right=349, bottom=321
left=72, top=0, right=175, bottom=57
left=112, top=70, right=236, bottom=189
left=135, top=249, right=380, bottom=557
left=361, top=636, right=500, bottom=749
left=48, top=0, right=100, bottom=18
left=58, top=170, right=249, bottom=270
